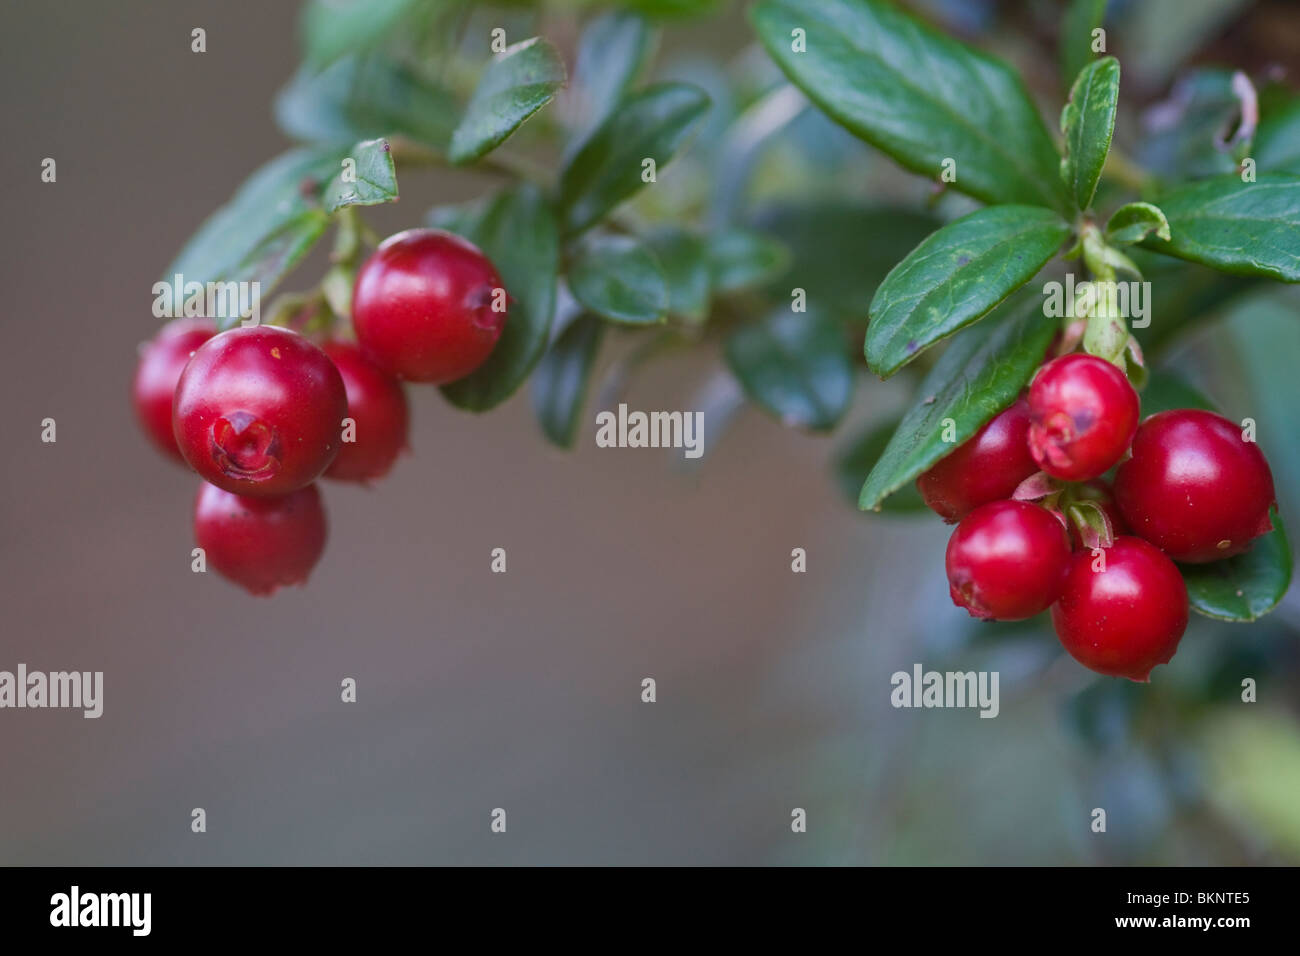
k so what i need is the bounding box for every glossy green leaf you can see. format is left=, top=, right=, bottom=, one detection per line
left=724, top=309, right=853, bottom=431
left=859, top=294, right=1057, bottom=510
left=558, top=83, right=710, bottom=235
left=322, top=138, right=398, bottom=212
left=1183, top=510, right=1292, bottom=622
left=1106, top=202, right=1170, bottom=245
left=707, top=229, right=788, bottom=295
left=1060, top=0, right=1107, bottom=95
left=300, top=0, right=422, bottom=68
left=568, top=11, right=655, bottom=140
left=645, top=228, right=710, bottom=322
left=568, top=235, right=669, bottom=325
left=163, top=147, right=344, bottom=330
left=835, top=420, right=928, bottom=513
left=751, top=0, right=1069, bottom=213
left=275, top=55, right=457, bottom=149
left=532, top=315, right=605, bottom=448
left=438, top=185, right=561, bottom=411
left=1141, top=174, right=1300, bottom=281
left=866, top=205, right=1069, bottom=377
left=1060, top=56, right=1120, bottom=211
left=449, top=38, right=566, bottom=165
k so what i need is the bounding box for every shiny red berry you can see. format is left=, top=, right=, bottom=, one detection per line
left=194, top=482, right=327, bottom=596
left=1114, top=409, right=1276, bottom=563
left=1051, top=536, right=1189, bottom=681
left=132, top=317, right=215, bottom=462
left=323, top=341, right=410, bottom=483
left=351, top=228, right=508, bottom=383
left=917, top=397, right=1038, bottom=522
left=945, top=500, right=1071, bottom=621
left=173, top=326, right=347, bottom=497
left=1027, top=353, right=1139, bottom=481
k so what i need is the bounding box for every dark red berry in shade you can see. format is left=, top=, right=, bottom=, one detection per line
left=173, top=326, right=347, bottom=497
left=132, top=317, right=215, bottom=462
left=1027, top=353, right=1139, bottom=481
left=945, top=500, right=1072, bottom=621
left=1114, top=409, right=1277, bottom=563
left=323, top=341, right=410, bottom=483
left=916, top=397, right=1038, bottom=522
left=351, top=228, right=508, bottom=384
left=1067, top=479, right=1129, bottom=550
left=1051, top=536, right=1189, bottom=681
left=194, top=482, right=327, bottom=596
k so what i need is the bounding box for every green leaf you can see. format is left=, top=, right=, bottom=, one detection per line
left=859, top=294, right=1057, bottom=510
left=1060, top=56, right=1120, bottom=212
left=569, top=11, right=655, bottom=140
left=724, top=309, right=854, bottom=431
left=531, top=315, right=605, bottom=448
left=1060, top=0, right=1107, bottom=95
left=163, top=147, right=343, bottom=330
left=275, top=55, right=458, bottom=149
left=300, top=0, right=422, bottom=68
left=1183, top=510, right=1292, bottom=622
left=567, top=234, right=670, bottom=325
left=750, top=203, right=940, bottom=319
left=322, top=138, right=398, bottom=212
left=1141, top=174, right=1300, bottom=281
left=751, top=0, right=1069, bottom=213
left=438, top=185, right=561, bottom=411
left=558, top=82, right=710, bottom=235
left=865, top=205, right=1069, bottom=377
left=449, top=38, right=566, bottom=165
left=707, top=228, right=788, bottom=295
left=645, top=228, right=711, bottom=322
left=1106, top=201, right=1171, bottom=245
left=834, top=420, right=927, bottom=513
left=1254, top=95, right=1300, bottom=174
left=1138, top=370, right=1215, bottom=417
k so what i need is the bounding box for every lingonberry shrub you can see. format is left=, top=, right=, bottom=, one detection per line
left=916, top=398, right=1037, bottom=522
left=193, top=482, right=327, bottom=595
left=1115, top=410, right=1276, bottom=563
left=132, top=317, right=215, bottom=462
left=1027, top=354, right=1139, bottom=482
left=946, top=500, right=1071, bottom=621
left=323, top=342, right=410, bottom=484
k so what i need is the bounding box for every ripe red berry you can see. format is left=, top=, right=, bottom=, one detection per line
left=1051, top=536, right=1189, bottom=681
left=132, top=317, right=215, bottom=462
left=1114, top=409, right=1276, bottom=563
left=351, top=228, right=508, bottom=383
left=173, top=326, right=347, bottom=497
left=1027, top=353, right=1139, bottom=481
left=194, top=482, right=327, bottom=595
left=323, top=341, right=410, bottom=483
left=945, top=500, right=1071, bottom=621
left=916, top=397, right=1038, bottom=522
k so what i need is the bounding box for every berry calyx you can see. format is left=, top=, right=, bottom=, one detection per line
left=917, top=397, right=1038, bottom=522
left=945, top=500, right=1072, bottom=621
left=173, top=326, right=347, bottom=497
left=1065, top=479, right=1128, bottom=550
left=132, top=317, right=215, bottom=462
left=193, top=482, right=327, bottom=595
left=1027, top=353, right=1139, bottom=481
left=1114, top=409, right=1276, bottom=563
left=351, top=228, right=508, bottom=384
left=323, top=341, right=410, bottom=483
left=1051, top=536, right=1189, bottom=681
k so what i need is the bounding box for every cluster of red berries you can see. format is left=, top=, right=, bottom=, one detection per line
left=132, top=229, right=508, bottom=595
left=918, top=353, right=1277, bottom=681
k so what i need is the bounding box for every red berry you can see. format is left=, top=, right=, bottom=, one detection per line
left=917, top=397, right=1038, bottom=522
left=351, top=228, right=508, bottom=383
left=945, top=500, right=1071, bottom=621
left=1114, top=409, right=1276, bottom=563
left=1051, top=536, right=1189, bottom=681
left=132, top=318, right=215, bottom=462
left=173, top=326, right=347, bottom=497
left=1027, top=354, right=1139, bottom=481
left=194, top=482, right=327, bottom=596
left=322, top=341, right=410, bottom=483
